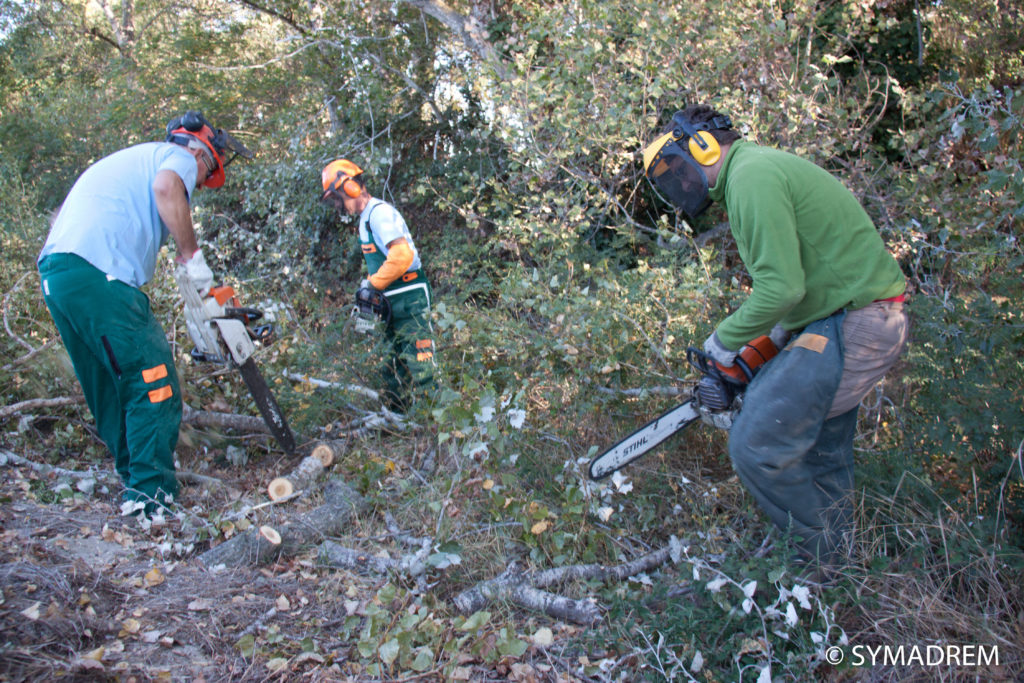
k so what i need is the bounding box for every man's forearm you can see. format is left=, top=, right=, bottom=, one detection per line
left=153, top=169, right=199, bottom=260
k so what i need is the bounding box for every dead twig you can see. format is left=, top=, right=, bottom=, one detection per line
left=2, top=338, right=58, bottom=372
left=2, top=272, right=36, bottom=353
left=0, top=396, right=85, bottom=421
left=0, top=449, right=115, bottom=482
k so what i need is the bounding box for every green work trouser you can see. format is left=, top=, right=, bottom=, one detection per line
left=380, top=282, right=436, bottom=411
left=39, top=253, right=180, bottom=507
left=727, top=311, right=851, bottom=564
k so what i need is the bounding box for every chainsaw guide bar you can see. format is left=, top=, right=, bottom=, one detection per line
left=588, top=399, right=700, bottom=480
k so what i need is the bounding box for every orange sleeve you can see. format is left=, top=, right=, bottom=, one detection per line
left=368, top=238, right=414, bottom=290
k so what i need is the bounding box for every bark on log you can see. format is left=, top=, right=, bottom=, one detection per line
left=453, top=547, right=673, bottom=625
left=318, top=541, right=400, bottom=575
left=198, top=476, right=366, bottom=569
left=181, top=404, right=270, bottom=434
left=318, top=538, right=430, bottom=577
left=267, top=453, right=330, bottom=500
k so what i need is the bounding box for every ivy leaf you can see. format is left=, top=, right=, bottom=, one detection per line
left=235, top=634, right=255, bottom=657
left=410, top=647, right=434, bottom=671
left=497, top=631, right=528, bottom=658
left=791, top=584, right=812, bottom=609
left=379, top=638, right=400, bottom=665
left=706, top=577, right=727, bottom=593
left=458, top=610, right=491, bottom=632
left=785, top=601, right=798, bottom=627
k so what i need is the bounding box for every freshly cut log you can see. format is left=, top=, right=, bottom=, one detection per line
left=266, top=451, right=334, bottom=501
left=198, top=477, right=366, bottom=569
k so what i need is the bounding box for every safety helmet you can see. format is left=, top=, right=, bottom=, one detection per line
left=165, top=111, right=228, bottom=188
left=642, top=111, right=733, bottom=218
left=321, top=159, right=364, bottom=201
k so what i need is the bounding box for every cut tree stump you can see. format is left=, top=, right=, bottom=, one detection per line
left=198, top=476, right=367, bottom=569
left=266, top=449, right=335, bottom=501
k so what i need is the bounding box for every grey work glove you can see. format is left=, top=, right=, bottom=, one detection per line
left=769, top=323, right=791, bottom=350
left=703, top=331, right=738, bottom=367
left=183, top=249, right=214, bottom=297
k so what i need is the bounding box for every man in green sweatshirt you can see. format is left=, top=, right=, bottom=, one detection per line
left=643, top=104, right=908, bottom=566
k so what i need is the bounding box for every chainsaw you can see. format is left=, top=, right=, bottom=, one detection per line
left=587, top=335, right=778, bottom=479
left=348, top=285, right=392, bottom=335
left=175, top=269, right=296, bottom=454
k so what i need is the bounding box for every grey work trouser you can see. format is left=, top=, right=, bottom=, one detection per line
left=728, top=301, right=909, bottom=564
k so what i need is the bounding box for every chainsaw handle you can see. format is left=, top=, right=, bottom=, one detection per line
left=223, top=306, right=264, bottom=323
left=686, top=334, right=778, bottom=385
left=686, top=347, right=749, bottom=386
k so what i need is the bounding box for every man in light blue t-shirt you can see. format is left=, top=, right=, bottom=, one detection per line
left=37, top=111, right=242, bottom=513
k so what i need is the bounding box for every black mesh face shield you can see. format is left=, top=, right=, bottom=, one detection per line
left=643, top=133, right=711, bottom=218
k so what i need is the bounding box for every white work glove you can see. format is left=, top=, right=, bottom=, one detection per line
left=359, top=278, right=379, bottom=291
left=183, top=249, right=214, bottom=296
left=768, top=323, right=791, bottom=350
left=703, top=331, right=738, bottom=367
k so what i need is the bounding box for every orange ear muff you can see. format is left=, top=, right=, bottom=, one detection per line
left=687, top=130, right=721, bottom=166
left=342, top=177, right=361, bottom=198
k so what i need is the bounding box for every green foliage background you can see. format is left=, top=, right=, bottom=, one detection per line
left=1, top=0, right=1022, bottom=679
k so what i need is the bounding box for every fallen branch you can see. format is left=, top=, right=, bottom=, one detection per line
left=318, top=540, right=421, bottom=576
left=453, top=546, right=674, bottom=625
left=181, top=404, right=270, bottom=434
left=2, top=338, right=58, bottom=372
left=2, top=273, right=35, bottom=353
left=0, top=449, right=115, bottom=482
left=282, top=371, right=379, bottom=401
left=342, top=409, right=412, bottom=437
left=318, top=534, right=431, bottom=577
left=0, top=450, right=231, bottom=497
left=198, top=476, right=367, bottom=569
left=0, top=396, right=85, bottom=421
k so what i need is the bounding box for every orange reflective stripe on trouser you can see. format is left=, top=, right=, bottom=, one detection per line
left=142, top=364, right=168, bottom=383
left=148, top=385, right=174, bottom=403
left=415, top=338, right=434, bottom=362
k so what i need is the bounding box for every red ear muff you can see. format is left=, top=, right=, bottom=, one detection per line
left=342, top=177, right=361, bottom=198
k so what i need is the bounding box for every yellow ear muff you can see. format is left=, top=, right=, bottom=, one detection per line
left=688, top=130, right=721, bottom=166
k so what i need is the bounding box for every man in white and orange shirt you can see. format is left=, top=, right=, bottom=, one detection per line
left=321, top=159, right=436, bottom=412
